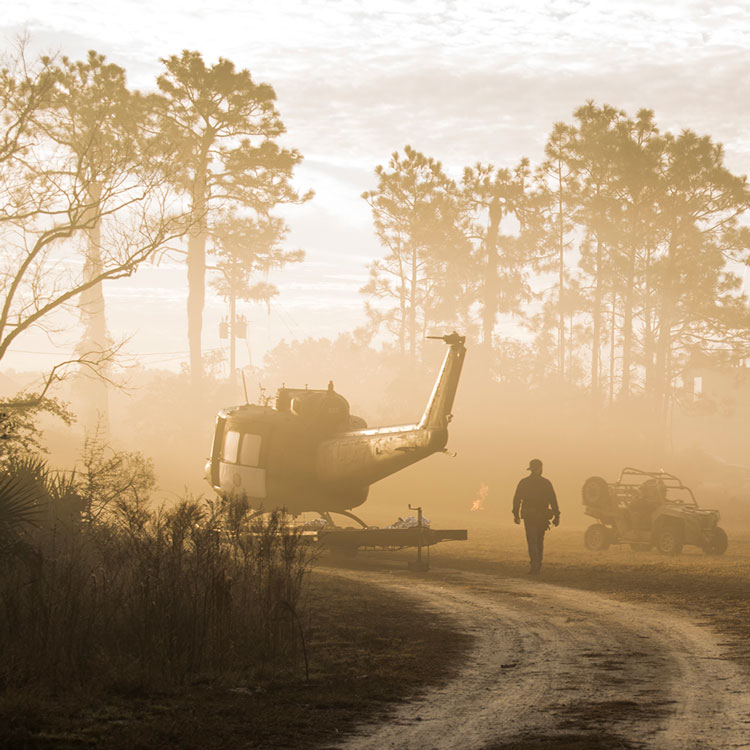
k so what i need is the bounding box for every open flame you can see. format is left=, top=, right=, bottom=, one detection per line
left=471, top=483, right=488, bottom=511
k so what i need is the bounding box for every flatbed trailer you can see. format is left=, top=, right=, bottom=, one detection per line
left=316, top=526, right=468, bottom=553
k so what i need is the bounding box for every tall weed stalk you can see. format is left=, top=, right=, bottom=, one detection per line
left=0, top=493, right=313, bottom=693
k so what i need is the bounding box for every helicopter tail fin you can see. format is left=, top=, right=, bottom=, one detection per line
left=419, top=332, right=467, bottom=430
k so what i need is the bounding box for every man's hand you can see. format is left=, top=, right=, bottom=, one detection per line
left=553, top=515, right=560, bottom=527
left=513, top=515, right=521, bottom=525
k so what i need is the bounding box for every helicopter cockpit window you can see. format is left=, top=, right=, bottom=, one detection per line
left=221, top=430, right=240, bottom=463
left=239, top=433, right=262, bottom=467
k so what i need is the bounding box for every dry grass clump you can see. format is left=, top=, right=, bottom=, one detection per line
left=0, top=487, right=312, bottom=694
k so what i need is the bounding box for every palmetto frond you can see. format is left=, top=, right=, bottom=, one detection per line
left=0, top=469, right=47, bottom=550
left=5, top=454, right=49, bottom=485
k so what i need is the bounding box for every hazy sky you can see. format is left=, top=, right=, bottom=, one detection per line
left=2, top=0, right=750, bottom=379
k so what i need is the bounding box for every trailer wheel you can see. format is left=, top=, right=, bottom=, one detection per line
left=703, top=527, right=728, bottom=556
left=584, top=523, right=610, bottom=551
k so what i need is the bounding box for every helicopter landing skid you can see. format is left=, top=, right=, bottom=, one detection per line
left=241, top=508, right=369, bottom=529
left=319, top=510, right=369, bottom=529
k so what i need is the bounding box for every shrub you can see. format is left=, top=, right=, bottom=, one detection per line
left=0, top=491, right=313, bottom=693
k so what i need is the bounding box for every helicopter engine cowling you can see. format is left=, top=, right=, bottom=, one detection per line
left=276, top=382, right=351, bottom=434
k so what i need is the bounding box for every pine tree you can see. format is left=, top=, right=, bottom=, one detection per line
left=462, top=159, right=539, bottom=358
left=362, top=146, right=468, bottom=361
left=155, top=51, right=310, bottom=385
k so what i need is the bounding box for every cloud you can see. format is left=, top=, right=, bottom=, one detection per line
left=2, top=1, right=750, bottom=366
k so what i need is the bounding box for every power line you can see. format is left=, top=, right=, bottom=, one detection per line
left=8, top=347, right=225, bottom=358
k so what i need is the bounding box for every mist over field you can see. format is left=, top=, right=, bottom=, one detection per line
left=14, top=325, right=748, bottom=535
left=2, top=4, right=750, bottom=747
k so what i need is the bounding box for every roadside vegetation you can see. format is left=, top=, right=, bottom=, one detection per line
left=0, top=442, right=471, bottom=749
left=0, top=455, right=311, bottom=694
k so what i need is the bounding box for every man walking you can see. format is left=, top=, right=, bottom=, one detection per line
left=513, top=459, right=560, bottom=574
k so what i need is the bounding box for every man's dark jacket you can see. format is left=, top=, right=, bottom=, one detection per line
left=513, top=474, right=559, bottom=523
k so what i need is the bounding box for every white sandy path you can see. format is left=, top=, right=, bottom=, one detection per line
left=327, top=568, right=750, bottom=750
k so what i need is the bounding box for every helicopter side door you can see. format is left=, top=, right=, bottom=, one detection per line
left=208, top=416, right=227, bottom=488
left=219, top=425, right=268, bottom=501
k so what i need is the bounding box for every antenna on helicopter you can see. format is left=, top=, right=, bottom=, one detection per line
left=241, top=369, right=250, bottom=405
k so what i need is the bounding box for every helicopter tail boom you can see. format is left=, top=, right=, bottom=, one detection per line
left=314, top=333, right=467, bottom=488
left=419, top=332, right=467, bottom=430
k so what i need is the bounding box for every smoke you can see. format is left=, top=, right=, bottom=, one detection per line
left=32, top=329, right=750, bottom=532
left=471, top=483, right=488, bottom=512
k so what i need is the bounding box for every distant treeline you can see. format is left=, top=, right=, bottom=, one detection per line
left=1, top=42, right=749, bottom=440
left=360, top=114, right=750, bottom=433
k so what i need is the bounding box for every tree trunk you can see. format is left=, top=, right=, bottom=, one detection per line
left=187, top=225, right=206, bottom=386
left=409, top=244, right=417, bottom=361
left=481, top=197, right=501, bottom=353
left=609, top=291, right=616, bottom=406
left=557, top=163, right=566, bottom=380
left=398, top=255, right=406, bottom=358
left=229, top=290, right=237, bottom=390
left=620, top=244, right=636, bottom=399
left=591, top=236, right=603, bottom=398
left=77, top=182, right=110, bottom=432
left=655, top=234, right=677, bottom=442
left=188, top=150, right=209, bottom=387
left=642, top=246, right=656, bottom=395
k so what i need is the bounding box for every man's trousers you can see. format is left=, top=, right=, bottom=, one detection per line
left=523, top=518, right=548, bottom=572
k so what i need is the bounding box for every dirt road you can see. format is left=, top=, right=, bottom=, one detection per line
left=330, top=568, right=750, bottom=750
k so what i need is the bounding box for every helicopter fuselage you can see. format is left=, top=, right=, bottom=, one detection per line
left=206, top=333, right=466, bottom=518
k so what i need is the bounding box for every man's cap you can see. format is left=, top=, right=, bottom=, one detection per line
left=527, top=458, right=543, bottom=471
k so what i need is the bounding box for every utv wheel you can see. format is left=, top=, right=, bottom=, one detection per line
left=584, top=524, right=610, bottom=551
left=655, top=526, right=683, bottom=555
left=703, top=527, right=728, bottom=556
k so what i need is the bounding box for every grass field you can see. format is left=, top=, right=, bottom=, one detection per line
left=0, top=571, right=471, bottom=749
left=1, top=525, right=747, bottom=748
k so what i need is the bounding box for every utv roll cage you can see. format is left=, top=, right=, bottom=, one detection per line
left=615, top=467, right=698, bottom=506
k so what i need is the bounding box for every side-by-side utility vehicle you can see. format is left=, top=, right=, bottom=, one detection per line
left=582, top=468, right=728, bottom=556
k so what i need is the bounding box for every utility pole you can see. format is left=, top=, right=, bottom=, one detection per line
left=220, top=285, right=247, bottom=391
left=229, top=289, right=237, bottom=390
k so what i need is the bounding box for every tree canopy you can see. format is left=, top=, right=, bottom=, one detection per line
left=155, top=50, right=311, bottom=384
left=361, top=104, right=750, bottom=441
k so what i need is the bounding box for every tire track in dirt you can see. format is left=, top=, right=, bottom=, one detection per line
left=328, top=568, right=750, bottom=750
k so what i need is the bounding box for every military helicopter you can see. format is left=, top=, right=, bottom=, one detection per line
left=205, top=332, right=466, bottom=527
